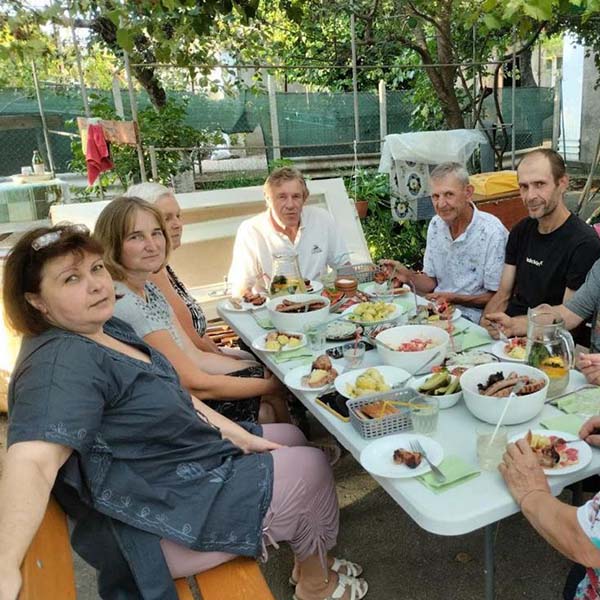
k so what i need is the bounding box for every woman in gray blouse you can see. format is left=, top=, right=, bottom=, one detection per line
left=95, top=196, right=290, bottom=424
left=126, top=182, right=254, bottom=365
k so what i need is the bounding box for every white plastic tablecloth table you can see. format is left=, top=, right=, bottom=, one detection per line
left=218, top=300, right=598, bottom=599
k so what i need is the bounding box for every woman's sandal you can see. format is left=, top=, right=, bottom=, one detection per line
left=289, top=558, right=364, bottom=586
left=292, top=573, right=368, bottom=600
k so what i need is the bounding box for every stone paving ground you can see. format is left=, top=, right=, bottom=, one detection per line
left=0, top=413, right=579, bottom=600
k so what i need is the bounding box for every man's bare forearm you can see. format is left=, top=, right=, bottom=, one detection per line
left=447, top=291, right=494, bottom=308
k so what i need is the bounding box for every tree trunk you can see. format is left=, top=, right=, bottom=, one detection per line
left=91, top=16, right=167, bottom=110
left=519, top=46, right=537, bottom=87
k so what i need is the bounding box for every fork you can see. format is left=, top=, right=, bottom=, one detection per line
left=409, top=439, right=446, bottom=482
left=492, top=322, right=510, bottom=343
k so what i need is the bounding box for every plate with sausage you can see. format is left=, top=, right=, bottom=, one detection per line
left=359, top=433, right=444, bottom=478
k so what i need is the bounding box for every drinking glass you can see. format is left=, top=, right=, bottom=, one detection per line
left=476, top=426, right=508, bottom=471
left=410, top=396, right=439, bottom=435
left=304, top=323, right=326, bottom=354
left=343, top=342, right=365, bottom=369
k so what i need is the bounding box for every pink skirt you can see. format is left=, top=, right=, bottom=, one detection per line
left=161, top=423, right=339, bottom=578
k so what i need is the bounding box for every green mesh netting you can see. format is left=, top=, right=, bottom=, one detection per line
left=0, top=86, right=555, bottom=176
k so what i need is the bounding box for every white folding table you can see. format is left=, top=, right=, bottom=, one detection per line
left=218, top=302, right=598, bottom=600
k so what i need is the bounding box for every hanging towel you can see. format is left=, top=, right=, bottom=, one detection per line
left=86, top=123, right=113, bottom=185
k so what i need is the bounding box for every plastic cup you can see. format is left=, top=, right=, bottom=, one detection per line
left=304, top=323, right=326, bottom=354
left=343, top=341, right=365, bottom=369
left=410, top=396, right=439, bottom=435
left=476, top=426, right=508, bottom=471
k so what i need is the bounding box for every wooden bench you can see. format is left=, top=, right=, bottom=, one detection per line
left=19, top=497, right=276, bottom=600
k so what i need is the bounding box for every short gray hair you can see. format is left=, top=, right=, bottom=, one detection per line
left=126, top=182, right=174, bottom=204
left=430, top=162, right=470, bottom=186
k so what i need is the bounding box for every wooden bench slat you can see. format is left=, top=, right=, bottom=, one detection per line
left=19, top=498, right=276, bottom=600
left=19, top=497, right=77, bottom=600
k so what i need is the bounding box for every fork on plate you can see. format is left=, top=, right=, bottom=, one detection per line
left=409, top=439, right=446, bottom=482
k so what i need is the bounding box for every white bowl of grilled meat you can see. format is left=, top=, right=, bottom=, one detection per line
left=460, top=362, right=549, bottom=425
left=266, top=293, right=331, bottom=331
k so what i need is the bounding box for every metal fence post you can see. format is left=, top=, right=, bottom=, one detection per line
left=267, top=74, right=281, bottom=161
left=351, top=13, right=360, bottom=142
left=31, top=60, right=56, bottom=174
left=378, top=80, right=387, bottom=151
left=149, top=146, right=159, bottom=180
left=552, top=70, right=562, bottom=151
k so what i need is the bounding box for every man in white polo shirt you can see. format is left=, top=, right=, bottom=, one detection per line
left=228, top=167, right=347, bottom=296
left=381, top=162, right=508, bottom=322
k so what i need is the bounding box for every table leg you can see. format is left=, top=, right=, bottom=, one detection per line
left=484, top=524, right=495, bottom=600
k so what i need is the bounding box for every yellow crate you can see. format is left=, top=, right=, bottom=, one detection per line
left=469, top=170, right=519, bottom=197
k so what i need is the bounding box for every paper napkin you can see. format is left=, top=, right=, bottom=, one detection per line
left=418, top=455, right=480, bottom=493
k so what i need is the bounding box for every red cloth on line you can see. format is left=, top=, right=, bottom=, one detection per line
left=86, top=123, right=113, bottom=185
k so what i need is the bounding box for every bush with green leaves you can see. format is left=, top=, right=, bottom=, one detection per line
left=69, top=94, right=223, bottom=191
left=344, top=169, right=428, bottom=268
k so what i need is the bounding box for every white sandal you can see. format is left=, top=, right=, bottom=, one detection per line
left=293, top=574, right=368, bottom=600
left=289, top=557, right=363, bottom=586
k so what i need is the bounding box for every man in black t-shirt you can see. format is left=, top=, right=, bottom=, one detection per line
left=481, top=149, right=600, bottom=337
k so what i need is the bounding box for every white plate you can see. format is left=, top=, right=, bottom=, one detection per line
left=305, top=280, right=324, bottom=294
left=326, top=320, right=361, bottom=341
left=363, top=282, right=411, bottom=296
left=284, top=363, right=339, bottom=393
left=491, top=339, right=526, bottom=362
left=508, top=429, right=592, bottom=476
left=220, top=295, right=268, bottom=312
left=341, top=302, right=404, bottom=326
left=335, top=365, right=412, bottom=399
left=360, top=433, right=444, bottom=479
left=252, top=331, right=306, bottom=353
left=425, top=308, right=462, bottom=323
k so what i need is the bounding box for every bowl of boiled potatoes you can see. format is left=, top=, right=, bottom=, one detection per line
left=252, top=331, right=306, bottom=353
left=341, top=301, right=404, bottom=325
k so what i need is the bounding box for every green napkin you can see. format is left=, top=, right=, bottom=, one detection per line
left=540, top=414, right=585, bottom=437
left=253, top=314, right=274, bottom=329
left=556, top=388, right=600, bottom=414
left=418, top=455, right=480, bottom=493
left=271, top=347, right=314, bottom=364
left=460, top=329, right=493, bottom=351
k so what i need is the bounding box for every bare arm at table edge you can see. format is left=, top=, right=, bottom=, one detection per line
left=520, top=491, right=600, bottom=567
left=426, top=290, right=494, bottom=308
left=486, top=304, right=584, bottom=339
left=144, top=329, right=280, bottom=401
left=0, top=441, right=72, bottom=600
left=378, top=259, right=436, bottom=294
left=190, top=396, right=283, bottom=453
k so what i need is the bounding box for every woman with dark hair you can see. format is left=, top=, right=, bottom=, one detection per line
left=0, top=224, right=366, bottom=600
left=94, top=196, right=289, bottom=424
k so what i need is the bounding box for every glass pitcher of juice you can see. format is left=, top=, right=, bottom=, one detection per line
left=525, top=305, right=574, bottom=396
left=269, top=252, right=307, bottom=296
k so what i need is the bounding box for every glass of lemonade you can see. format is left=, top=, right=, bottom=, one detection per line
left=304, top=323, right=326, bottom=354
left=410, top=396, right=439, bottom=435
left=476, top=426, right=508, bottom=471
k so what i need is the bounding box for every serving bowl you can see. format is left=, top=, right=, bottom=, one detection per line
left=374, top=325, right=449, bottom=374
left=265, top=293, right=331, bottom=331
left=460, top=362, right=549, bottom=425
left=410, top=374, right=462, bottom=409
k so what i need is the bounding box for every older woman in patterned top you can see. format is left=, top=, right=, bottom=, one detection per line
left=126, top=182, right=253, bottom=365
